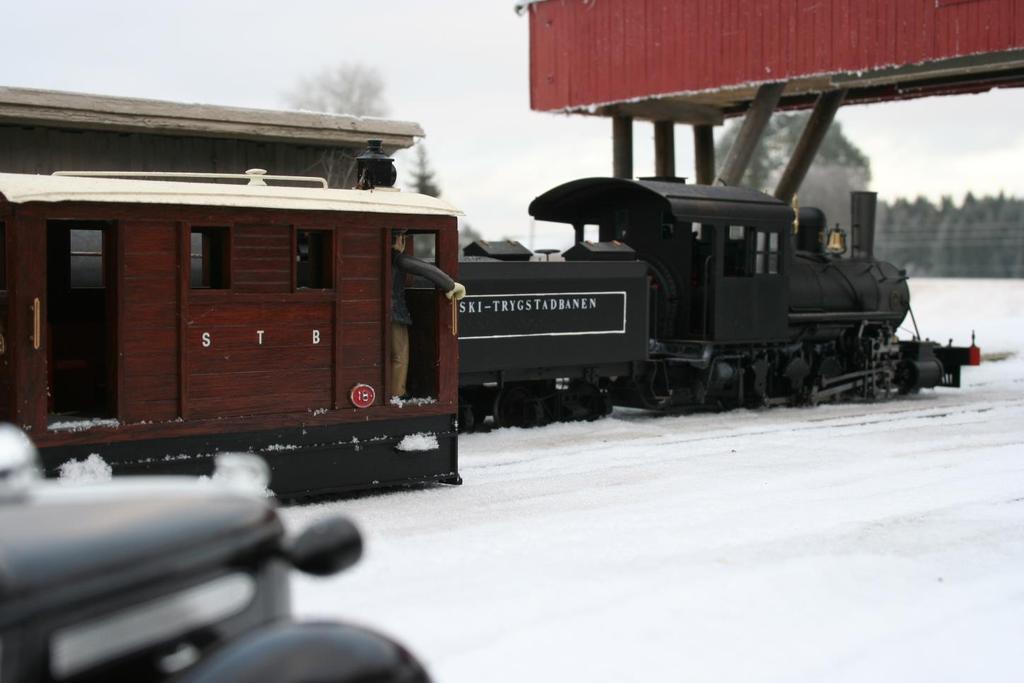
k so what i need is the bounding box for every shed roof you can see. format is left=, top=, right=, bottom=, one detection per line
left=0, top=86, right=423, bottom=150
left=0, top=172, right=462, bottom=217
left=529, top=177, right=794, bottom=225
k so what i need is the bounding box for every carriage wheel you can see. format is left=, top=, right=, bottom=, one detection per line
left=493, top=385, right=547, bottom=429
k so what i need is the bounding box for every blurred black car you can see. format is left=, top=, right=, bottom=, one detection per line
left=0, top=425, right=430, bottom=683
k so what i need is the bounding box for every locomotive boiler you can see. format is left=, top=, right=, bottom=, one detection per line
left=455, top=177, right=978, bottom=427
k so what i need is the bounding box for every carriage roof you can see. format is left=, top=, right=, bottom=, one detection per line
left=0, top=172, right=462, bottom=218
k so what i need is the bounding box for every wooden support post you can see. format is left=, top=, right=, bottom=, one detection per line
left=693, top=124, right=716, bottom=185
left=715, top=82, right=786, bottom=186
left=654, top=121, right=675, bottom=177
left=774, top=89, right=848, bottom=203
left=612, top=116, right=633, bottom=179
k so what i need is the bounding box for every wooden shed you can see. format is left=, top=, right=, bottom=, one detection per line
left=0, top=86, right=423, bottom=188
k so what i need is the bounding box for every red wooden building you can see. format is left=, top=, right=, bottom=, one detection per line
left=522, top=0, right=1024, bottom=194
left=0, top=170, right=462, bottom=497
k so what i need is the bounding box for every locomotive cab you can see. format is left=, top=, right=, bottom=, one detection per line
left=529, top=177, right=794, bottom=344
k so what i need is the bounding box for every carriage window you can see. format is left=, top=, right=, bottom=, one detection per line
left=70, top=228, right=104, bottom=289
left=755, top=230, right=780, bottom=275
left=728, top=225, right=745, bottom=240
left=296, top=230, right=333, bottom=289
left=190, top=227, right=229, bottom=289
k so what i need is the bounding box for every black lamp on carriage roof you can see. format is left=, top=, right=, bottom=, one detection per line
left=355, top=139, right=397, bottom=190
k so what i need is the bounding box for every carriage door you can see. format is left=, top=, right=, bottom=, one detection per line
left=46, top=221, right=117, bottom=419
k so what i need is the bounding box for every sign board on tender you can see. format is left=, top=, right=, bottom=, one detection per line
left=458, top=291, right=627, bottom=340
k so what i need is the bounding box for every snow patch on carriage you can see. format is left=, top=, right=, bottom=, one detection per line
left=389, top=396, right=438, bottom=408
left=264, top=443, right=301, bottom=452
left=49, top=418, right=121, bottom=432
left=395, top=433, right=440, bottom=452
left=58, top=453, right=113, bottom=484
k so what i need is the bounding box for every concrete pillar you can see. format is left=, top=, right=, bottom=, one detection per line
left=693, top=124, right=715, bottom=185
left=612, top=116, right=633, bottom=179
left=715, top=82, right=786, bottom=186
left=654, top=121, right=675, bottom=177
left=774, top=89, right=848, bottom=203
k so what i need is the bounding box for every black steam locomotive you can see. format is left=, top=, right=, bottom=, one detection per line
left=454, top=177, right=979, bottom=428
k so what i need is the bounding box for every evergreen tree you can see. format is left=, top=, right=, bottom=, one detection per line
left=876, top=193, right=1024, bottom=277
left=458, top=221, right=483, bottom=251
left=408, top=143, right=442, bottom=198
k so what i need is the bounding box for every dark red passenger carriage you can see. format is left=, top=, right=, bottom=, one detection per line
left=0, top=167, right=462, bottom=497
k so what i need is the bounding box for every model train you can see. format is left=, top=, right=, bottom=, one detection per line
left=0, top=143, right=979, bottom=495
left=453, top=177, right=979, bottom=429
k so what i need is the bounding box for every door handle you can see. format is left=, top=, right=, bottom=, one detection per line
left=31, top=297, right=40, bottom=350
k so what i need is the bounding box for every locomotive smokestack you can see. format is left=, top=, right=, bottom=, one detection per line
left=850, top=191, right=877, bottom=260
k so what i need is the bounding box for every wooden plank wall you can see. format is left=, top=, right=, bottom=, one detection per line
left=186, top=300, right=334, bottom=419
left=338, top=228, right=385, bottom=405
left=0, top=126, right=360, bottom=188
left=119, top=221, right=180, bottom=422
left=113, top=221, right=399, bottom=421
left=186, top=223, right=336, bottom=419
left=1, top=203, right=455, bottom=435
left=233, top=224, right=292, bottom=293
left=529, top=0, right=1024, bottom=111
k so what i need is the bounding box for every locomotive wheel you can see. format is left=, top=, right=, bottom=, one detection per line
left=565, top=381, right=609, bottom=421
left=493, top=385, right=547, bottom=429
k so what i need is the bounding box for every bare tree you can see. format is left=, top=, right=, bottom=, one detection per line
left=284, top=63, right=389, bottom=117
left=310, top=148, right=359, bottom=190
left=284, top=62, right=390, bottom=188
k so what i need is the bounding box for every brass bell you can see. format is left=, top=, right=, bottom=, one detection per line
left=825, top=224, right=847, bottom=255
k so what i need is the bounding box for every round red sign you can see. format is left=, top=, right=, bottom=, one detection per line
left=350, top=383, right=376, bottom=409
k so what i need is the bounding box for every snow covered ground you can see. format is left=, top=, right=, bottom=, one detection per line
left=283, top=278, right=1024, bottom=682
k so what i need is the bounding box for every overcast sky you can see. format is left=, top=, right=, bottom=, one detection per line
left=5, top=1, right=1023, bottom=246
